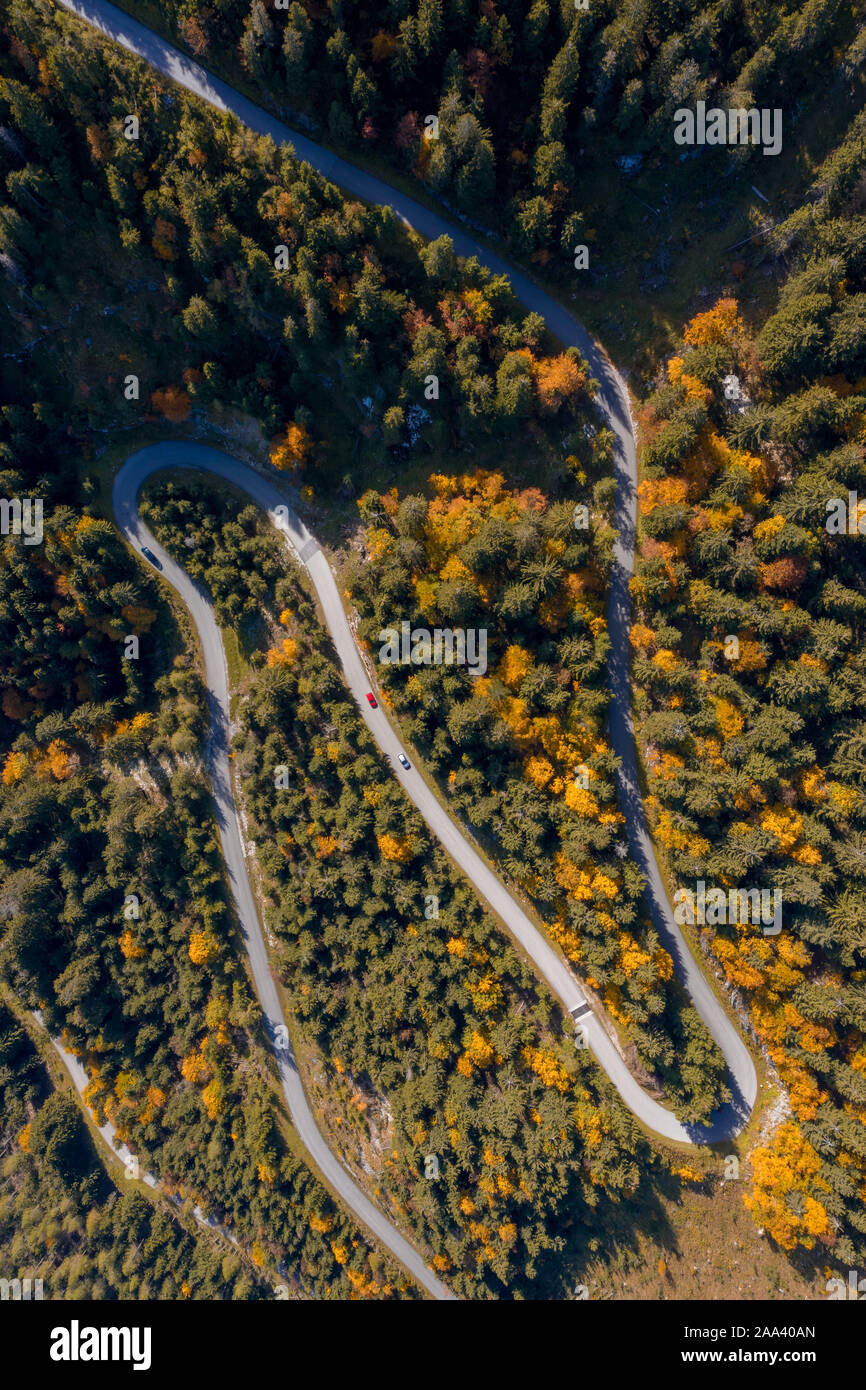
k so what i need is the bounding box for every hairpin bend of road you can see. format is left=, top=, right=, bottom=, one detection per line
left=53, top=0, right=759, bottom=1300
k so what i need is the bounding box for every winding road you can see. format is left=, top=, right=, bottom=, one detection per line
left=61, top=0, right=757, bottom=1296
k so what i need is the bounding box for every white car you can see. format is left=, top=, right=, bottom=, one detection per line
left=397, top=753, right=410, bottom=770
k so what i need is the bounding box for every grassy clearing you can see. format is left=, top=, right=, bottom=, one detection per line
left=222, top=625, right=248, bottom=692
left=583, top=1172, right=826, bottom=1301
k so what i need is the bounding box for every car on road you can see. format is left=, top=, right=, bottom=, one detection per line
left=397, top=753, right=410, bottom=770
left=365, top=692, right=377, bottom=708
left=141, top=546, right=162, bottom=570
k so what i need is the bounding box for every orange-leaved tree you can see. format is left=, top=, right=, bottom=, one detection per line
left=151, top=385, right=191, bottom=421
left=270, top=422, right=311, bottom=470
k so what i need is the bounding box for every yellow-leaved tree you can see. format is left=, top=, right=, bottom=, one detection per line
left=744, top=1123, right=831, bottom=1250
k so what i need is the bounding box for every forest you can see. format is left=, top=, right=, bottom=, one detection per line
left=2, top=0, right=866, bottom=1302
left=349, top=466, right=731, bottom=1122
left=0, top=495, right=409, bottom=1297
left=0, top=0, right=636, bottom=1300
left=141, top=473, right=656, bottom=1298
left=119, top=0, right=863, bottom=283
left=627, top=111, right=866, bottom=1260
left=0, top=1000, right=278, bottom=1299
left=1, top=0, right=592, bottom=496
left=345, top=96, right=866, bottom=1266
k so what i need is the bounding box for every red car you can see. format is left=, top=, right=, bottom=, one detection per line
left=365, top=692, right=378, bottom=708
